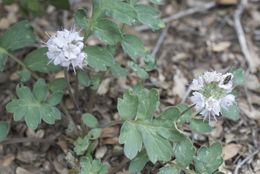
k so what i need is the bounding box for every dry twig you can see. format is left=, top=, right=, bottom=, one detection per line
left=233, top=0, right=258, bottom=72
left=234, top=150, right=259, bottom=174
left=0, top=133, right=60, bottom=145
left=152, top=25, right=169, bottom=57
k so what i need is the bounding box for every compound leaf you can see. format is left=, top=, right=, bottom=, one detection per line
left=6, top=80, right=61, bottom=130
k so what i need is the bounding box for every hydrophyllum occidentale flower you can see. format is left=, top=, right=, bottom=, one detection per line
left=190, top=71, right=235, bottom=121
left=46, top=29, right=86, bottom=71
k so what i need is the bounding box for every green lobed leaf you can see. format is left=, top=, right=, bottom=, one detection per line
left=158, top=165, right=180, bottom=174
left=194, top=142, right=223, bottom=174
left=231, top=68, right=244, bottom=86
left=135, top=4, right=165, bottom=30
left=6, top=83, right=61, bottom=130
left=119, top=122, right=143, bottom=159
left=117, top=90, right=138, bottom=120
left=80, top=157, right=108, bottom=174
left=40, top=106, right=61, bottom=125
left=0, top=121, right=9, bottom=142
left=0, top=20, right=36, bottom=51
left=84, top=46, right=114, bottom=71
left=118, top=88, right=185, bottom=163
left=33, top=79, right=48, bottom=102
left=134, top=88, right=159, bottom=120
left=74, top=9, right=89, bottom=29
left=189, top=118, right=212, bottom=133
left=24, top=105, right=41, bottom=130
left=128, top=151, right=149, bottom=173
left=82, top=113, right=99, bottom=128
left=121, top=34, right=146, bottom=60
left=73, top=136, right=90, bottom=155
left=24, top=48, right=60, bottom=73
left=94, top=19, right=122, bottom=45
left=120, top=120, right=178, bottom=163
left=221, top=104, right=240, bottom=121
left=174, top=137, right=195, bottom=168
left=138, top=121, right=172, bottom=163
left=49, top=78, right=66, bottom=93
left=16, top=85, right=34, bottom=100
left=47, top=92, right=63, bottom=106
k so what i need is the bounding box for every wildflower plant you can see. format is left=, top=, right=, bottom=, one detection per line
left=0, top=0, right=245, bottom=173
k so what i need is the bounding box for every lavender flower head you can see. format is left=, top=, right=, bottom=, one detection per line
left=190, top=71, right=235, bottom=121
left=46, top=29, right=86, bottom=70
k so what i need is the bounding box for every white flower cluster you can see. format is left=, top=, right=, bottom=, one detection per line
left=46, top=29, right=86, bottom=70
left=190, top=71, right=235, bottom=120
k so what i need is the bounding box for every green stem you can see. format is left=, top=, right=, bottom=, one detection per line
left=64, top=69, right=81, bottom=113
left=6, top=51, right=39, bottom=79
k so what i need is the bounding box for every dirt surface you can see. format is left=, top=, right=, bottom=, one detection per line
left=0, top=0, right=260, bottom=174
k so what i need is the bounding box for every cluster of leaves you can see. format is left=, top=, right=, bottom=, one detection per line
left=72, top=113, right=108, bottom=174
left=80, top=157, right=108, bottom=174
left=73, top=113, right=102, bottom=156
left=75, top=0, right=164, bottom=80
left=117, top=86, right=224, bottom=173
left=6, top=79, right=63, bottom=129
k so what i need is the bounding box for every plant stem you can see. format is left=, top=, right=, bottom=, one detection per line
left=75, top=71, right=80, bottom=107
left=179, top=103, right=196, bottom=117
left=6, top=51, right=39, bottom=79
left=64, top=69, right=81, bottom=113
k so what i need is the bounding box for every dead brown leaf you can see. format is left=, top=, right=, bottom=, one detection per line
left=222, top=143, right=242, bottom=160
